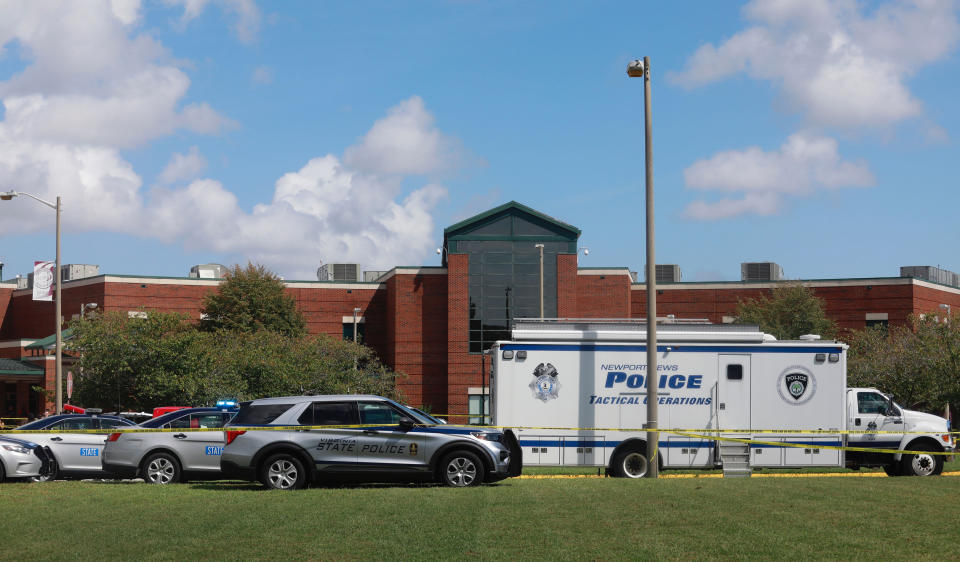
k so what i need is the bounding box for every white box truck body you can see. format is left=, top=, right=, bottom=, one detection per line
left=490, top=320, right=953, bottom=477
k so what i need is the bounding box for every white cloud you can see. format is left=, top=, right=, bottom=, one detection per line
left=251, top=65, right=273, bottom=85
left=0, top=2, right=235, bottom=148
left=159, top=146, right=208, bottom=184
left=683, top=133, right=874, bottom=220
left=343, top=96, right=460, bottom=176
left=669, top=0, right=960, bottom=130
left=165, top=0, right=262, bottom=43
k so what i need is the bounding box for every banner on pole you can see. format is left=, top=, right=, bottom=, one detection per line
left=33, top=261, right=55, bottom=301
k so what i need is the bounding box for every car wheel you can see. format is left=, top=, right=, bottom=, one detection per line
left=30, top=457, right=58, bottom=482
left=611, top=445, right=649, bottom=478
left=142, top=452, right=182, bottom=484
left=440, top=450, right=484, bottom=487
left=900, top=444, right=943, bottom=477
left=260, top=453, right=307, bottom=490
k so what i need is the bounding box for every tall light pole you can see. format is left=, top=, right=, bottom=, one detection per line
left=627, top=57, right=658, bottom=478
left=0, top=190, right=63, bottom=414
left=535, top=243, right=545, bottom=318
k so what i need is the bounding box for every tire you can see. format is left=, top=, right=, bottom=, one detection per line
left=611, top=445, right=649, bottom=478
left=0, top=461, right=5, bottom=483
left=141, top=452, right=182, bottom=484
left=900, top=444, right=943, bottom=477
left=260, top=453, right=307, bottom=490
left=882, top=463, right=901, bottom=477
left=439, top=450, right=484, bottom=487
left=31, top=457, right=58, bottom=482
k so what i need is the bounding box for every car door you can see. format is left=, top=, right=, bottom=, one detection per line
left=46, top=417, right=105, bottom=472
left=848, top=390, right=905, bottom=451
left=355, top=401, right=425, bottom=470
left=165, top=413, right=233, bottom=471
left=299, top=401, right=359, bottom=470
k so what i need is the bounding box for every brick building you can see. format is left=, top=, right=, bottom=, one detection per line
left=2, top=201, right=959, bottom=420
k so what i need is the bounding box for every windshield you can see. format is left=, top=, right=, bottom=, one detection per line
left=391, top=402, right=436, bottom=425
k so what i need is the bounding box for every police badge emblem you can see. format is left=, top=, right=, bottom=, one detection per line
left=777, top=366, right=816, bottom=405
left=530, top=363, right=560, bottom=402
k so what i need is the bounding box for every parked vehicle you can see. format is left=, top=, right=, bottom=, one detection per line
left=0, top=436, right=53, bottom=482
left=490, top=319, right=953, bottom=477
left=102, top=406, right=237, bottom=484
left=221, top=395, right=522, bottom=490
left=11, top=411, right=136, bottom=480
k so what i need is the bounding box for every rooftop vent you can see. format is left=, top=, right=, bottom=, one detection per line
left=190, top=264, right=228, bottom=279
left=363, top=270, right=388, bottom=282
left=318, top=263, right=362, bottom=282
left=60, top=264, right=100, bottom=281
left=741, top=262, right=783, bottom=282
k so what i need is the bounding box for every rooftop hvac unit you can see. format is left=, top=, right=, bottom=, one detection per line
left=317, top=263, right=362, bottom=282
left=363, top=270, right=388, bottom=282
left=741, top=262, right=784, bottom=282
left=655, top=264, right=682, bottom=283
left=16, top=276, right=28, bottom=290
left=189, top=264, right=228, bottom=279
left=60, top=264, right=100, bottom=281
left=900, top=265, right=960, bottom=288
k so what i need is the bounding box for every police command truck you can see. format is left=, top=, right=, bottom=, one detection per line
left=490, top=319, right=953, bottom=477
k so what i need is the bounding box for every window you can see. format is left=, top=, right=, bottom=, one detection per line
left=468, top=393, right=489, bottom=425
left=726, top=365, right=743, bottom=380
left=232, top=403, right=294, bottom=425
left=298, top=402, right=358, bottom=426
left=342, top=321, right=365, bottom=343
left=50, top=418, right=94, bottom=431
left=358, top=402, right=406, bottom=425
left=857, top=392, right=889, bottom=414
left=99, top=418, right=134, bottom=429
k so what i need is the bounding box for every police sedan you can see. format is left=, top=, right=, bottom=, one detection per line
left=102, top=405, right=237, bottom=484
left=11, top=410, right=136, bottom=480
left=0, top=436, right=53, bottom=482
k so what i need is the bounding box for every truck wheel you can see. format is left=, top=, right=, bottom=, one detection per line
left=900, top=444, right=943, bottom=477
left=142, top=452, right=181, bottom=484
left=260, top=453, right=307, bottom=490
left=611, top=446, right=649, bottom=478
left=440, top=450, right=484, bottom=487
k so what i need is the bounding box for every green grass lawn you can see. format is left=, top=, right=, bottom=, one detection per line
left=2, top=473, right=958, bottom=560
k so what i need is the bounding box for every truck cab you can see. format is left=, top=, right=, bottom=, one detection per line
left=845, top=388, right=953, bottom=476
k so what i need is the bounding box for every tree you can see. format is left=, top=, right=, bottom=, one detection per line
left=847, top=313, right=960, bottom=412
left=735, top=283, right=837, bottom=340
left=67, top=310, right=403, bottom=411
left=200, top=262, right=306, bottom=336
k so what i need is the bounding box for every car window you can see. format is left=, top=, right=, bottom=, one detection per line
left=857, top=392, right=888, bottom=414
left=358, top=402, right=406, bottom=425
left=193, top=414, right=230, bottom=428
left=49, top=418, right=94, bottom=431
left=232, top=404, right=294, bottom=426
left=98, top=418, right=134, bottom=429
left=298, top=402, right=359, bottom=426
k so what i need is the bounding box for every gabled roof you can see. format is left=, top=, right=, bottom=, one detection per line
left=24, top=328, right=74, bottom=351
left=444, top=201, right=581, bottom=238
left=0, top=358, right=44, bottom=376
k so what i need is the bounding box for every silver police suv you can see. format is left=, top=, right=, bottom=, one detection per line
left=220, top=395, right=522, bottom=490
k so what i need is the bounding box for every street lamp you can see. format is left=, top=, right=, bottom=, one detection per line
left=352, top=307, right=362, bottom=343
left=627, top=56, right=659, bottom=478
left=81, top=302, right=98, bottom=319
left=1, top=190, right=63, bottom=414
left=535, top=244, right=545, bottom=318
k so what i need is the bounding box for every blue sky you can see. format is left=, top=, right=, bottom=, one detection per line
left=1, top=0, right=958, bottom=282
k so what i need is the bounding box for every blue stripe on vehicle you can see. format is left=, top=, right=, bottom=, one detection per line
left=499, top=344, right=843, bottom=354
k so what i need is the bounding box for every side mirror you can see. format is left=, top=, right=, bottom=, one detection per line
left=398, top=417, right=415, bottom=432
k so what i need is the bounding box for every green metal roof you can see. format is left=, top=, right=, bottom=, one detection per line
left=443, top=201, right=581, bottom=237
left=24, top=328, right=73, bottom=350
left=0, top=358, right=44, bottom=376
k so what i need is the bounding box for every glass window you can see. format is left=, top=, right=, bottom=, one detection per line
left=343, top=321, right=365, bottom=343
left=232, top=403, right=294, bottom=425
left=468, top=394, right=489, bottom=425
left=857, top=392, right=888, bottom=414
left=358, top=402, right=406, bottom=425
left=49, top=418, right=94, bottom=430
left=726, top=365, right=743, bottom=380
left=166, top=414, right=193, bottom=429
left=99, top=418, right=134, bottom=429
left=299, top=402, right=358, bottom=426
